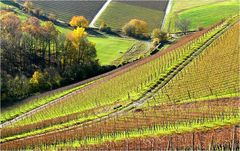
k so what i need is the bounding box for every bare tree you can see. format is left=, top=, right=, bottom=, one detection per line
left=175, top=18, right=191, bottom=34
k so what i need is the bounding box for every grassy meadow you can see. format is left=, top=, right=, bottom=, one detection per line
left=164, top=0, right=239, bottom=32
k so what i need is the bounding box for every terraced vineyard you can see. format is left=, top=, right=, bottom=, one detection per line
left=1, top=16, right=239, bottom=150
left=95, top=0, right=168, bottom=31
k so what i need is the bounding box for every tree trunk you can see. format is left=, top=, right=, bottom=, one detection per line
left=48, top=40, right=51, bottom=66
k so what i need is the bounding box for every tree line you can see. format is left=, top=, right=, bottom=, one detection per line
left=0, top=11, right=114, bottom=106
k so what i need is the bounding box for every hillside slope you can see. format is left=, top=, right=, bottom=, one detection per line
left=95, top=0, right=168, bottom=31
left=164, top=0, right=239, bottom=32
left=1, top=17, right=238, bottom=150
left=32, top=1, right=106, bottom=23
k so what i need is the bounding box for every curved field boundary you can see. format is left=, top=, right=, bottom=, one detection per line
left=1, top=20, right=233, bottom=143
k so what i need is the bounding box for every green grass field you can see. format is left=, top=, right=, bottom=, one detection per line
left=89, top=36, right=136, bottom=65
left=164, top=0, right=239, bottom=32
left=95, top=1, right=166, bottom=31
left=171, top=0, right=222, bottom=12
left=177, top=1, right=240, bottom=30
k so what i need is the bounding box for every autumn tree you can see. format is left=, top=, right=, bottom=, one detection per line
left=0, top=13, right=22, bottom=75
left=42, top=21, right=59, bottom=65
left=122, top=19, right=148, bottom=38
left=30, top=70, right=47, bottom=92
left=21, top=17, right=42, bottom=64
left=151, top=28, right=168, bottom=46
left=67, top=27, right=96, bottom=64
left=0, top=12, right=21, bottom=40
left=69, top=16, right=89, bottom=28
left=22, top=17, right=41, bottom=37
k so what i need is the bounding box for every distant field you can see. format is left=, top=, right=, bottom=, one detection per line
left=178, top=1, right=240, bottom=30
left=95, top=1, right=168, bottom=31
left=31, top=1, right=106, bottom=22
left=171, top=0, right=222, bottom=12
left=164, top=0, right=239, bottom=32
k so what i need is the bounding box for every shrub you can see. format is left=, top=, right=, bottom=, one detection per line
left=151, top=28, right=168, bottom=41
left=99, top=21, right=111, bottom=33
left=122, top=19, right=148, bottom=39
left=198, top=26, right=204, bottom=31
left=6, top=75, right=30, bottom=99
left=152, top=38, right=160, bottom=46
left=30, top=70, right=48, bottom=92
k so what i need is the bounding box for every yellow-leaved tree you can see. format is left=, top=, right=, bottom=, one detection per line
left=29, top=70, right=46, bottom=92
left=66, top=27, right=96, bottom=64
left=69, top=16, right=89, bottom=28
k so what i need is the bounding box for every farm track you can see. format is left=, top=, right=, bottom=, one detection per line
left=1, top=21, right=233, bottom=143
left=1, top=19, right=219, bottom=128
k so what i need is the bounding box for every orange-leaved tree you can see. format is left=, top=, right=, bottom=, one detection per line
left=69, top=16, right=89, bottom=28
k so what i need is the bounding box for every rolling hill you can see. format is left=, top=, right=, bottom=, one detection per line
left=1, top=16, right=239, bottom=150
left=163, top=0, right=239, bottom=32
left=0, top=1, right=239, bottom=150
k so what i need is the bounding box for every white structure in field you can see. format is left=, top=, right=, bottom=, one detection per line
left=161, top=0, right=173, bottom=30
left=89, top=0, right=112, bottom=27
